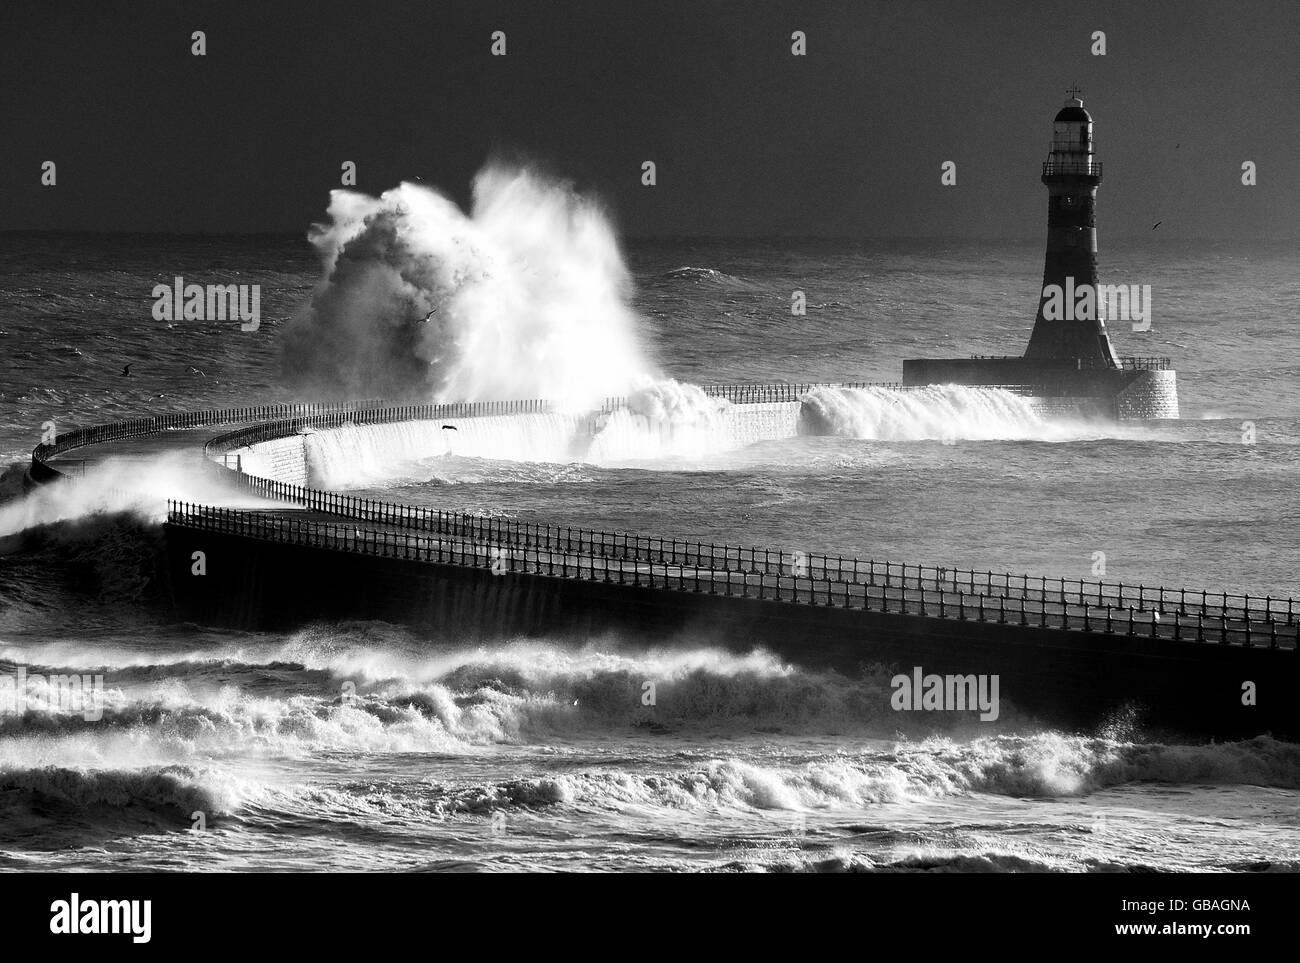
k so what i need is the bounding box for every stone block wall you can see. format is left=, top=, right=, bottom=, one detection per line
left=231, top=433, right=309, bottom=485
left=1116, top=370, right=1179, bottom=420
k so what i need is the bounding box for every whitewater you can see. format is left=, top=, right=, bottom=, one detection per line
left=3, top=221, right=1300, bottom=869
left=299, top=382, right=1121, bottom=489
left=3, top=621, right=1297, bottom=871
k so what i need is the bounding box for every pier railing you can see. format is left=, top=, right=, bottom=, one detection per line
left=598, top=382, right=1067, bottom=412
left=168, top=501, right=1298, bottom=650
left=34, top=397, right=574, bottom=472
left=1118, top=357, right=1173, bottom=371
left=33, top=400, right=389, bottom=464
left=192, top=461, right=1300, bottom=641
left=600, top=383, right=909, bottom=412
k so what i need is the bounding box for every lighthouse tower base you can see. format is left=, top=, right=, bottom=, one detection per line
left=900, top=357, right=1179, bottom=421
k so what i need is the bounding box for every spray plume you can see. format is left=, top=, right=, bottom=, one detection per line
left=281, top=163, right=655, bottom=408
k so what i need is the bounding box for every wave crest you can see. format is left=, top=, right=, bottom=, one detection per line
left=803, top=385, right=1084, bottom=442
left=281, top=164, right=655, bottom=407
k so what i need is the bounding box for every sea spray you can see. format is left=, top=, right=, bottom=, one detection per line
left=281, top=163, right=656, bottom=406
left=292, top=380, right=1120, bottom=483
left=0, top=450, right=288, bottom=539
left=298, top=379, right=794, bottom=483
left=586, top=380, right=739, bottom=462
left=804, top=384, right=1075, bottom=441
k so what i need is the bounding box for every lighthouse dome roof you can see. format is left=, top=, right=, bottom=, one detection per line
left=1055, top=102, right=1092, bottom=123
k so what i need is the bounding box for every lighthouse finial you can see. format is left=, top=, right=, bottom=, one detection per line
left=1066, top=84, right=1083, bottom=101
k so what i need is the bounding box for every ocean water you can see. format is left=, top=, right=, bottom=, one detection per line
left=1, top=232, right=1298, bottom=872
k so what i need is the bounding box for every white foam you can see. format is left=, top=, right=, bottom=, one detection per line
left=803, top=385, right=1061, bottom=441
left=300, top=380, right=804, bottom=484
left=283, top=165, right=656, bottom=406
left=0, top=450, right=285, bottom=538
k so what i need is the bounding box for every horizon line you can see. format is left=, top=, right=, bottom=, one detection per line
left=2, top=229, right=1297, bottom=243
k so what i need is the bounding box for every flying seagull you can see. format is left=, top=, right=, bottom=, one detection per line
left=441, top=425, right=458, bottom=431
left=1151, top=221, right=1163, bottom=231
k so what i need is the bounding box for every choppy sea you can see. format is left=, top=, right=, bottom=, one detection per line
left=1, top=232, right=1298, bottom=871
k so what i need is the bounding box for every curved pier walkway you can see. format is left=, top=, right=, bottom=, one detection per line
left=27, top=392, right=1299, bottom=653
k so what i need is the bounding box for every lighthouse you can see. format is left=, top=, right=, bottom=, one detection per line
left=1023, top=89, right=1122, bottom=367
left=897, top=90, right=1179, bottom=419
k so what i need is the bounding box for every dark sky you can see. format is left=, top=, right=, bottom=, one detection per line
left=2, top=0, right=1295, bottom=237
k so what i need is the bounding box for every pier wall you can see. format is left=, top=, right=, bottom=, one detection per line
left=219, top=401, right=807, bottom=485
left=901, top=357, right=1179, bottom=420
left=714, top=400, right=802, bottom=445
left=1023, top=397, right=1113, bottom=419
left=164, top=525, right=1298, bottom=738
left=236, top=432, right=310, bottom=486
left=1117, top=370, right=1180, bottom=420
left=219, top=392, right=1120, bottom=488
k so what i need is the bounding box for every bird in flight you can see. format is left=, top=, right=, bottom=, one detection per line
left=1151, top=221, right=1163, bottom=231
